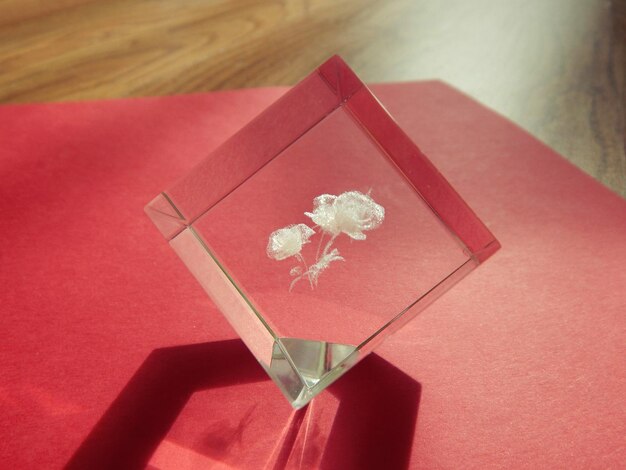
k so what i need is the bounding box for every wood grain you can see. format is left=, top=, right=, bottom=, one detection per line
left=0, top=0, right=624, bottom=196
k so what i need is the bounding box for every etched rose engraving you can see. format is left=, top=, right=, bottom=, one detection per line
left=266, top=224, right=315, bottom=261
left=266, top=190, right=385, bottom=291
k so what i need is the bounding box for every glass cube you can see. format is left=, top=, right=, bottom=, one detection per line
left=145, top=56, right=500, bottom=408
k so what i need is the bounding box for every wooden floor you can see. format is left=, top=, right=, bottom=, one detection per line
left=1, top=0, right=624, bottom=196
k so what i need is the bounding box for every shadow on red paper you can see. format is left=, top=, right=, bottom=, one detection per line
left=66, top=340, right=420, bottom=469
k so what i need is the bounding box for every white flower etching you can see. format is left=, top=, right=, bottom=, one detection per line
left=267, top=190, right=385, bottom=291
left=305, top=190, right=385, bottom=240
left=266, top=224, right=315, bottom=261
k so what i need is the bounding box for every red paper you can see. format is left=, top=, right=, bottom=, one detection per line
left=1, top=82, right=624, bottom=469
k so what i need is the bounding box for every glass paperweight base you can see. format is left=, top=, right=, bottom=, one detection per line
left=146, top=56, right=500, bottom=408
left=267, top=338, right=357, bottom=408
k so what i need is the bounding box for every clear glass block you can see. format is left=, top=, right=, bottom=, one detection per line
left=145, top=56, right=500, bottom=408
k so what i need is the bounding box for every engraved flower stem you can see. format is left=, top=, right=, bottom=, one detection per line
left=295, top=253, right=314, bottom=288
left=321, top=234, right=338, bottom=258
left=315, top=230, right=325, bottom=261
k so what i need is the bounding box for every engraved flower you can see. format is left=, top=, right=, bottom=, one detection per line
left=305, top=190, right=385, bottom=240
left=267, top=190, right=385, bottom=291
left=266, top=224, right=315, bottom=261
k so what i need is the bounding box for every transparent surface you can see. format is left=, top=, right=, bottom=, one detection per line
left=146, top=56, right=499, bottom=408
